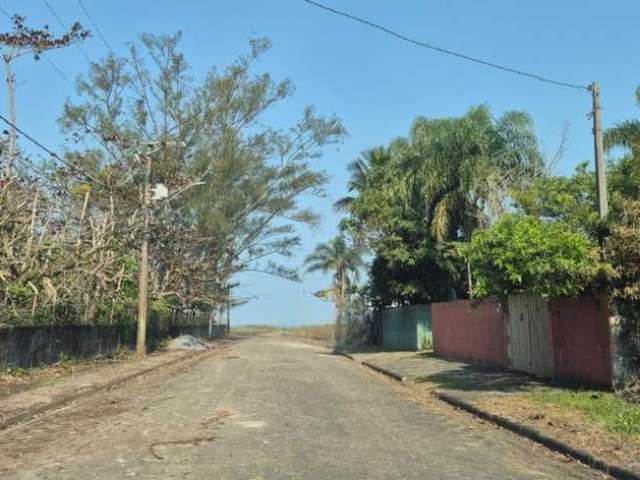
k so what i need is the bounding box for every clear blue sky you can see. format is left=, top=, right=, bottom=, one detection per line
left=2, top=1, right=639, bottom=326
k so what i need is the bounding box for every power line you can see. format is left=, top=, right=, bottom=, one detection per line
left=0, top=4, right=122, bottom=177
left=42, top=0, right=93, bottom=64
left=0, top=113, right=102, bottom=183
left=0, top=113, right=62, bottom=161
left=42, top=53, right=74, bottom=85
left=303, top=0, right=589, bottom=92
left=0, top=4, right=11, bottom=19
left=77, top=0, right=112, bottom=53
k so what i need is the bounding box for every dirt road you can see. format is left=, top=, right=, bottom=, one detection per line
left=0, top=336, right=605, bottom=479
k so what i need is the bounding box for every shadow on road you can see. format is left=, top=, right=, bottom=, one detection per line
left=415, top=364, right=544, bottom=393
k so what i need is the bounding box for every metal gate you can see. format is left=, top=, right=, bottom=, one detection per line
left=507, top=293, right=554, bottom=378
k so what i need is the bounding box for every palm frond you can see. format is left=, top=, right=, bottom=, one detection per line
left=604, top=120, right=640, bottom=153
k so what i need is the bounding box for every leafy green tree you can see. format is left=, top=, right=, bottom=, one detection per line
left=458, top=214, right=604, bottom=298
left=368, top=242, right=463, bottom=306
left=512, top=162, right=599, bottom=235
left=304, top=236, right=364, bottom=303
left=341, top=106, right=542, bottom=304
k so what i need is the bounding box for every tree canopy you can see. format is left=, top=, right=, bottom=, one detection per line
left=338, top=105, right=543, bottom=306
left=457, top=214, right=603, bottom=298
left=0, top=33, right=346, bottom=326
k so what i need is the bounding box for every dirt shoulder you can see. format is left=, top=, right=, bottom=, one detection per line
left=0, top=337, right=232, bottom=431
left=0, top=350, right=137, bottom=399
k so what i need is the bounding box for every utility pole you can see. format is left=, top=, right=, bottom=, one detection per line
left=226, top=284, right=231, bottom=335
left=134, top=140, right=185, bottom=355
left=589, top=81, right=608, bottom=220
left=3, top=55, right=17, bottom=175
left=136, top=151, right=152, bottom=356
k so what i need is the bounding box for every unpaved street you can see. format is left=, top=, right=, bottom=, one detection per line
left=0, top=337, right=604, bottom=479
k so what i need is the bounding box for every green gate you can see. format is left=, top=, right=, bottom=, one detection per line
left=381, top=304, right=432, bottom=350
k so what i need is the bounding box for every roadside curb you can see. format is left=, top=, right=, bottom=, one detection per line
left=336, top=352, right=409, bottom=383
left=361, top=361, right=408, bottom=383
left=334, top=351, right=356, bottom=361
left=0, top=343, right=226, bottom=432
left=435, top=390, right=640, bottom=480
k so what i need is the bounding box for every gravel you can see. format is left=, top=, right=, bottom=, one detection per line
left=166, top=335, right=211, bottom=351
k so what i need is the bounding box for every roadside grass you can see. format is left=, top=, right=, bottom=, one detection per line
left=529, top=389, right=640, bottom=435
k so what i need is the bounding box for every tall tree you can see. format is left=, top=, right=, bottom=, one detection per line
left=304, top=235, right=364, bottom=341
left=341, top=106, right=542, bottom=305
left=409, top=106, right=543, bottom=242
left=58, top=34, right=346, bottom=318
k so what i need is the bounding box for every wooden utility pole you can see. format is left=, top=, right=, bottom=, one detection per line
left=136, top=152, right=152, bottom=355
left=226, top=284, right=231, bottom=335
left=589, top=81, right=608, bottom=220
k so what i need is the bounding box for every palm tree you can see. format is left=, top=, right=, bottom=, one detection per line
left=333, top=147, right=391, bottom=211
left=411, top=106, right=543, bottom=243
left=604, top=87, right=640, bottom=155
left=304, top=236, right=365, bottom=341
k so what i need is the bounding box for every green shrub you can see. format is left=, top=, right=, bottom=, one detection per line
left=458, top=214, right=604, bottom=298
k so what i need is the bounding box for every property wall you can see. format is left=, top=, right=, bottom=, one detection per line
left=0, top=315, right=224, bottom=369
left=549, top=292, right=612, bottom=388
left=381, top=304, right=431, bottom=350
left=432, top=298, right=508, bottom=368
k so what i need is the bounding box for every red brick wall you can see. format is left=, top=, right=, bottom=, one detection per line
left=549, top=293, right=612, bottom=388
left=432, top=298, right=508, bottom=368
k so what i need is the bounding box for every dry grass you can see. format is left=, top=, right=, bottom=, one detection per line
left=232, top=324, right=335, bottom=342
left=284, top=324, right=334, bottom=341
left=474, top=391, right=640, bottom=472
